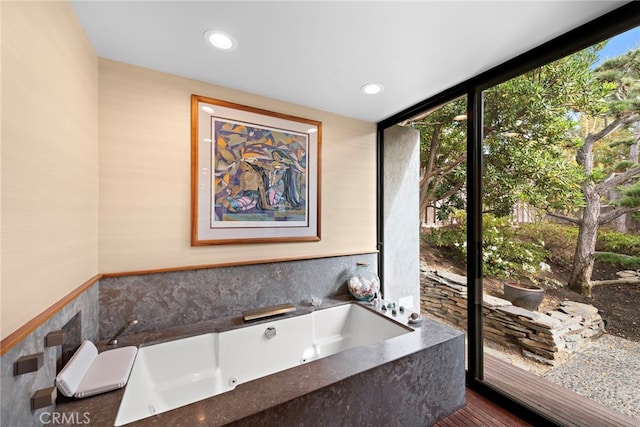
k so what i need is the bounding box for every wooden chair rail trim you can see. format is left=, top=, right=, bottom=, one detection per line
left=1, top=250, right=378, bottom=354
left=101, top=250, right=378, bottom=278
left=0, top=275, right=101, bottom=356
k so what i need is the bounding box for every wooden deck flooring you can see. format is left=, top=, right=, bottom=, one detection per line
left=435, top=354, right=638, bottom=427
left=434, top=387, right=532, bottom=427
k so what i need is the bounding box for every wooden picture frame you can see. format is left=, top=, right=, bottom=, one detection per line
left=191, top=94, right=321, bottom=245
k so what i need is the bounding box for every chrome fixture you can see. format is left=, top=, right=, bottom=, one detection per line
left=108, top=319, right=138, bottom=345
left=264, top=327, right=277, bottom=339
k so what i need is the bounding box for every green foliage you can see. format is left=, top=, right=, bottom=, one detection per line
left=410, top=47, right=608, bottom=221
left=596, top=229, right=640, bottom=256
left=409, top=98, right=468, bottom=217
left=424, top=211, right=548, bottom=279
left=519, top=221, right=640, bottom=264
left=480, top=54, right=594, bottom=215
left=613, top=160, right=636, bottom=172
left=520, top=221, right=640, bottom=268
left=519, top=222, right=579, bottom=266
left=425, top=218, right=640, bottom=278
left=618, top=183, right=640, bottom=208
left=595, top=48, right=640, bottom=118
left=594, top=252, right=640, bottom=268
left=416, top=42, right=640, bottom=293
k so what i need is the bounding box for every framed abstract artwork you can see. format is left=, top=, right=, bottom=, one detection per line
left=191, top=94, right=321, bottom=245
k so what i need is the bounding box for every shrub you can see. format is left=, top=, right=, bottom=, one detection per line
left=595, top=252, right=640, bottom=268
left=597, top=229, right=640, bottom=257
left=519, top=222, right=578, bottom=267
left=423, top=217, right=639, bottom=277
left=424, top=211, right=548, bottom=279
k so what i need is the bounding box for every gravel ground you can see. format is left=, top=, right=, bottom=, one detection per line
left=423, top=310, right=639, bottom=421
left=542, top=334, right=640, bottom=422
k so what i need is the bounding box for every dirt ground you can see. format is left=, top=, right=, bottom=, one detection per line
left=421, top=240, right=640, bottom=342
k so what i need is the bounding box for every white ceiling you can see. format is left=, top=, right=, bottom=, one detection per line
left=71, top=1, right=628, bottom=122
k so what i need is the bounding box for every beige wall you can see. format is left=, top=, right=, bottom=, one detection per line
left=1, top=1, right=99, bottom=339
left=0, top=1, right=377, bottom=340
left=99, top=59, right=378, bottom=273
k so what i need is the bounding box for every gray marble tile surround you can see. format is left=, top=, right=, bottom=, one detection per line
left=99, top=253, right=378, bottom=341
left=1, top=253, right=377, bottom=426
left=1, top=285, right=99, bottom=427
left=228, top=327, right=465, bottom=427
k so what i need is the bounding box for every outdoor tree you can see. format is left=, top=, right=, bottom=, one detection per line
left=408, top=50, right=592, bottom=221
left=411, top=44, right=639, bottom=297
left=408, top=98, right=467, bottom=222
left=557, top=48, right=640, bottom=296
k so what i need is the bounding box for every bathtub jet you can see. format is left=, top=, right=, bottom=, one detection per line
left=114, top=303, right=413, bottom=426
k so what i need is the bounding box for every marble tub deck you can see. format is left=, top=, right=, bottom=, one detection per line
left=54, top=299, right=465, bottom=426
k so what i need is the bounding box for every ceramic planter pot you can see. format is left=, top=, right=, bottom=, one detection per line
left=503, top=282, right=544, bottom=311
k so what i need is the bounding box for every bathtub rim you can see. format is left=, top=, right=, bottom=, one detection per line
left=112, top=298, right=413, bottom=351
left=54, top=297, right=465, bottom=426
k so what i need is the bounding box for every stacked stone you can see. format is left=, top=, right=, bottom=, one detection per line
left=496, top=305, right=567, bottom=365
left=420, top=269, right=467, bottom=329
left=483, top=295, right=521, bottom=351
left=420, top=269, right=605, bottom=366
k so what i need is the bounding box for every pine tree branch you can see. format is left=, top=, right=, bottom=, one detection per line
left=582, top=113, right=640, bottom=151
left=596, top=165, right=640, bottom=195
left=599, top=205, right=640, bottom=224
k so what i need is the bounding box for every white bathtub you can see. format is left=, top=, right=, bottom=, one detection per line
left=114, top=303, right=412, bottom=426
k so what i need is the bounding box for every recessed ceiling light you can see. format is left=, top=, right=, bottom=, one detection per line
left=204, top=29, right=237, bottom=51
left=361, top=82, right=384, bottom=95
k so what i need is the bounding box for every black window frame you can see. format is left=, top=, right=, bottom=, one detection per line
left=376, top=2, right=640, bottom=423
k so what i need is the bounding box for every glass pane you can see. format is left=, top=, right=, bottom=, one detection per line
left=480, top=27, right=640, bottom=422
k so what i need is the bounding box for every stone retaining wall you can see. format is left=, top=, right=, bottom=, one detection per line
left=420, top=269, right=605, bottom=365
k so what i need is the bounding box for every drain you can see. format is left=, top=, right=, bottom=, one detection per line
left=148, top=404, right=156, bottom=415
left=228, top=377, right=238, bottom=387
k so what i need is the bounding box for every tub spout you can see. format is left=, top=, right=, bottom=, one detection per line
left=242, top=303, right=296, bottom=321
left=108, top=319, right=138, bottom=345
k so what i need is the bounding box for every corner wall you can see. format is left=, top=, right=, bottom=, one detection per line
left=383, top=125, right=421, bottom=309
left=1, top=1, right=99, bottom=340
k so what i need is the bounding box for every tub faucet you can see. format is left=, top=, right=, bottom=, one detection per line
left=108, top=319, right=138, bottom=345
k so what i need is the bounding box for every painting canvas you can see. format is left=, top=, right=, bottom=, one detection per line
left=192, top=95, right=321, bottom=245
left=212, top=118, right=308, bottom=227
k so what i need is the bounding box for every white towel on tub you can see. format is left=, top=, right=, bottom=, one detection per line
left=55, top=340, right=138, bottom=398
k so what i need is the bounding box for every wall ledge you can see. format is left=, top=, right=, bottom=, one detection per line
left=101, top=250, right=378, bottom=278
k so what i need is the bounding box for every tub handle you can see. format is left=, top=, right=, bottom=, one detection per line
left=265, top=327, right=276, bottom=339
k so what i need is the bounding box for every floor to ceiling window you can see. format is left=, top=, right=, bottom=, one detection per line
left=378, top=4, right=639, bottom=424
left=480, top=33, right=639, bottom=423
